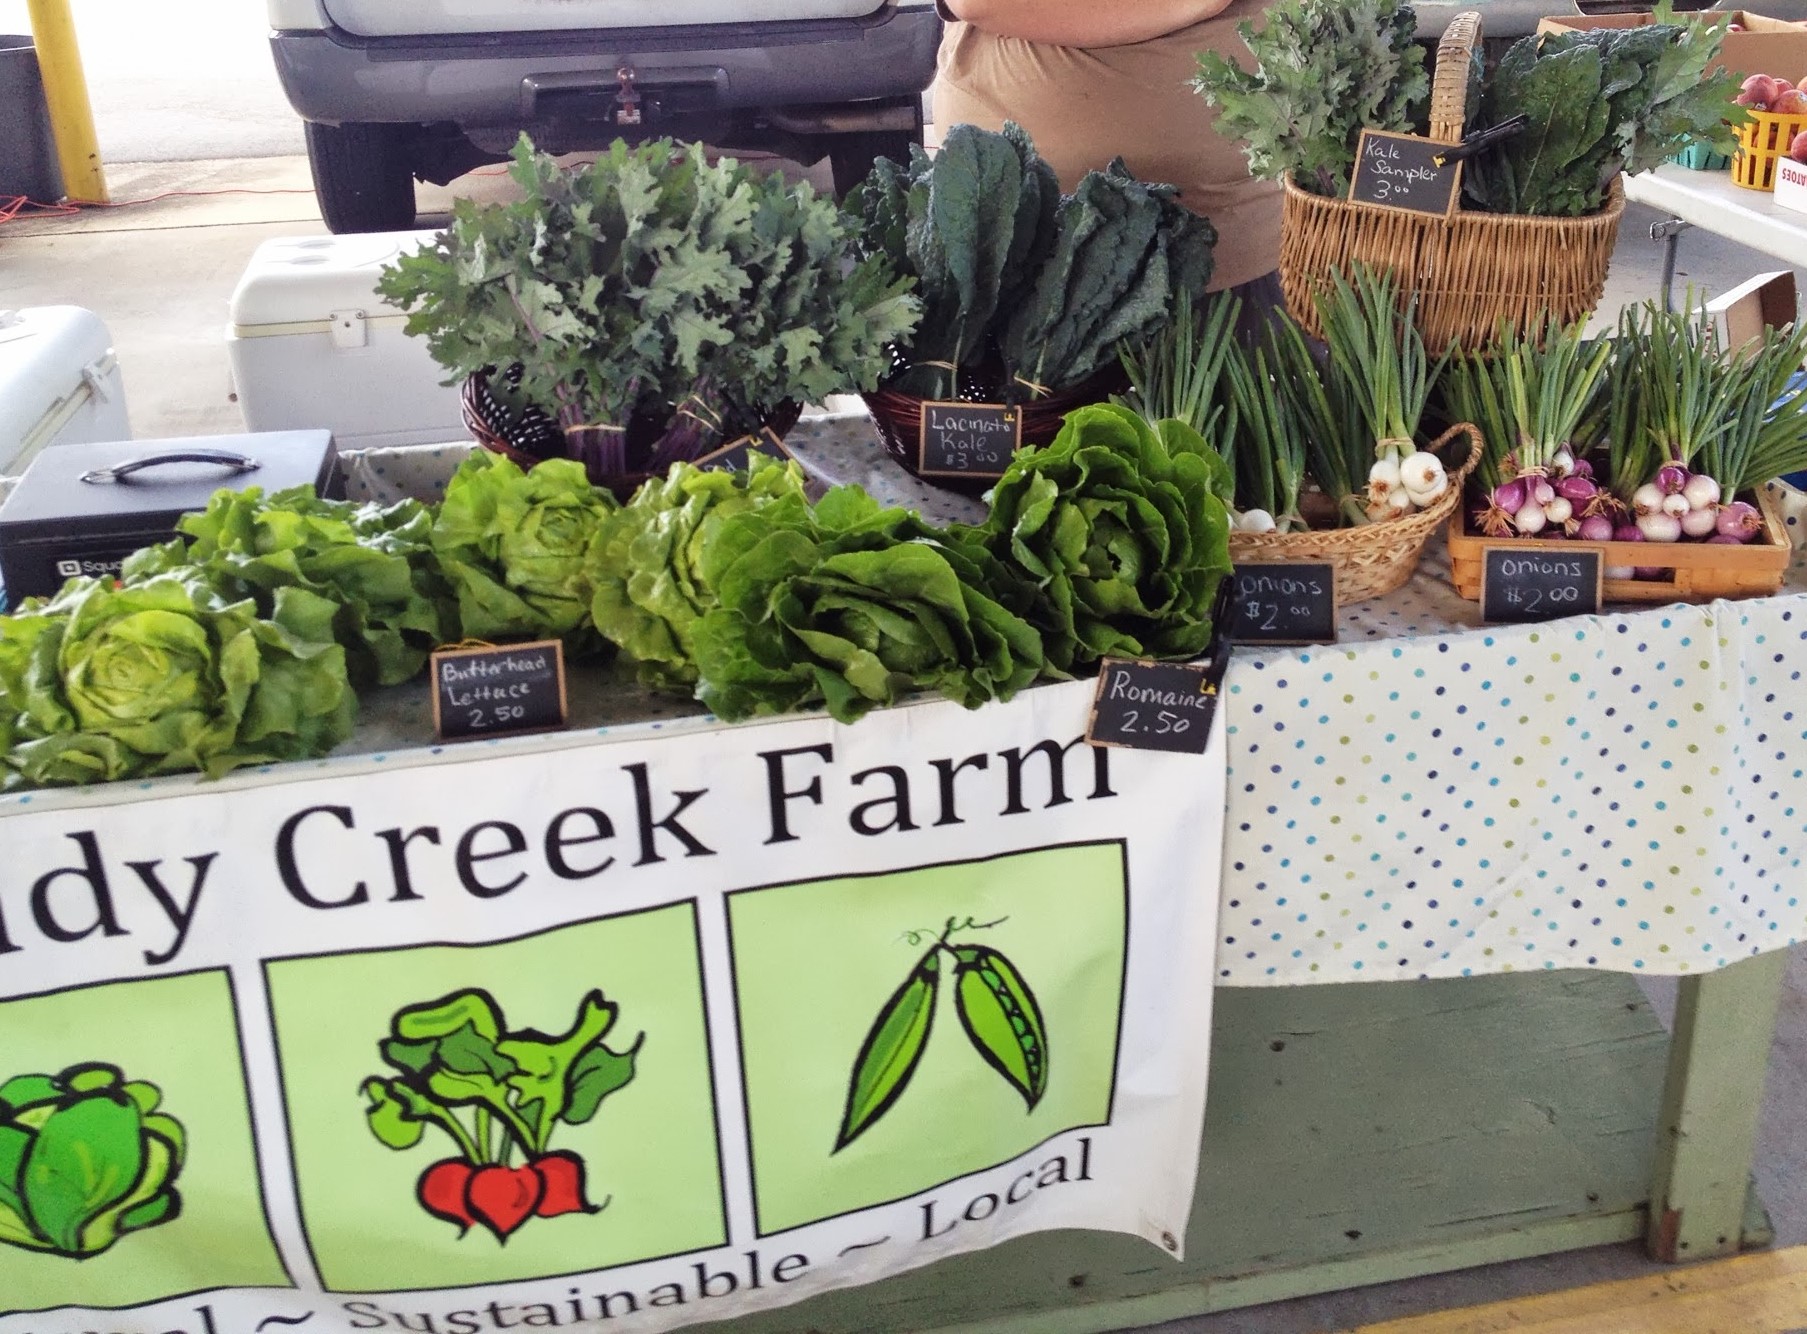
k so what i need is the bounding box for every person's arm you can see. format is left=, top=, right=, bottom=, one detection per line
left=938, top=0, right=1234, bottom=47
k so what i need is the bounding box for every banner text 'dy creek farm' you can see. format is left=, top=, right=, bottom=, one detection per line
left=0, top=677, right=1224, bottom=1333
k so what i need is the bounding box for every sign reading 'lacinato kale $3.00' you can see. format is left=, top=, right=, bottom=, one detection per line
left=918, top=402, right=1022, bottom=478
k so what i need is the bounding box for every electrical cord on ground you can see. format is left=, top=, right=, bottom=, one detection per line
left=0, top=185, right=322, bottom=225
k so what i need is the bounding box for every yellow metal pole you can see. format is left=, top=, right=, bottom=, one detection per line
left=22, top=0, right=108, bottom=203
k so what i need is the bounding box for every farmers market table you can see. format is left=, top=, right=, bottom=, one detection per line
left=5, top=420, right=1807, bottom=1331
left=1622, top=163, right=1807, bottom=306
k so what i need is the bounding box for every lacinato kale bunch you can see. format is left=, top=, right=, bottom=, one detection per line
left=848, top=124, right=1214, bottom=404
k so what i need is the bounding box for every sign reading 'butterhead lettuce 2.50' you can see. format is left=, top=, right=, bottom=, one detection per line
left=0, top=677, right=1224, bottom=1333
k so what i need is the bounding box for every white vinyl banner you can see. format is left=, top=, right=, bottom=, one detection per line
left=0, top=678, right=1224, bottom=1333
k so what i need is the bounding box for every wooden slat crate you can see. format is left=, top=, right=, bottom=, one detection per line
left=1447, top=486, right=1792, bottom=604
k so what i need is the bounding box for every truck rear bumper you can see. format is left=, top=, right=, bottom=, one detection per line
left=270, top=10, right=941, bottom=128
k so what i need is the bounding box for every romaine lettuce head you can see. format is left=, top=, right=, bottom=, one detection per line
left=122, top=485, right=450, bottom=688
left=433, top=452, right=616, bottom=653
left=0, top=574, right=355, bottom=789
left=0, top=1063, right=186, bottom=1258
left=691, top=486, right=1044, bottom=723
left=586, top=456, right=808, bottom=691
left=973, top=404, right=1232, bottom=672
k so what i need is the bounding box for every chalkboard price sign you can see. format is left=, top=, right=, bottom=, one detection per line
left=1349, top=129, right=1461, bottom=216
left=431, top=640, right=568, bottom=741
left=1085, top=658, right=1221, bottom=755
left=918, top=401, right=1022, bottom=479
left=1228, top=562, right=1337, bottom=644
left=695, top=428, right=793, bottom=473
left=1480, top=547, right=1603, bottom=624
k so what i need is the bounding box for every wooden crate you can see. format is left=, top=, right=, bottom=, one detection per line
left=1446, top=487, right=1792, bottom=604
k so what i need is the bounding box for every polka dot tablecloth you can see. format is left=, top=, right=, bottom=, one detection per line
left=74, top=423, right=1807, bottom=985
left=1219, top=541, right=1807, bottom=986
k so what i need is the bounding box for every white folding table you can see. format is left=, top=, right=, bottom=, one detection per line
left=1623, top=163, right=1807, bottom=306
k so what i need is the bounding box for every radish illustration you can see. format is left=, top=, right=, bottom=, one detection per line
left=363, top=988, right=642, bottom=1242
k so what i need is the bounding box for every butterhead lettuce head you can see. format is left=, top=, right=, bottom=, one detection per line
left=0, top=573, right=355, bottom=789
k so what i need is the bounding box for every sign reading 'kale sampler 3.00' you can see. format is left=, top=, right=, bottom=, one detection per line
left=430, top=640, right=568, bottom=740
left=1349, top=129, right=1462, bottom=216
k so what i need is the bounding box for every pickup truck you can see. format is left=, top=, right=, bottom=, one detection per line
left=267, top=0, right=941, bottom=232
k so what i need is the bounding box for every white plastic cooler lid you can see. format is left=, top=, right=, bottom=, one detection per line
left=227, top=232, right=441, bottom=335
left=0, top=307, right=119, bottom=462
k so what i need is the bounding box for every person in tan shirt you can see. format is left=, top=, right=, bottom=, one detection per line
left=933, top=0, right=1283, bottom=331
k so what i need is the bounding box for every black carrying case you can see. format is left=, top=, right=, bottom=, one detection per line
left=0, top=431, right=341, bottom=604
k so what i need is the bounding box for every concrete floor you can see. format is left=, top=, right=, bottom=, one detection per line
left=3, top=157, right=1807, bottom=1333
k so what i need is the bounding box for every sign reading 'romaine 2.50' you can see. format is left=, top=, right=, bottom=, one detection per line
left=0, top=678, right=1225, bottom=1334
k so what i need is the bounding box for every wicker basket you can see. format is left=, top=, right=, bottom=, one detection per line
left=1278, top=12, right=1623, bottom=351
left=1228, top=423, right=1482, bottom=604
left=862, top=365, right=1125, bottom=494
left=461, top=374, right=801, bottom=500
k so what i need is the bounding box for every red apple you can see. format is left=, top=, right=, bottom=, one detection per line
left=1791, top=129, right=1807, bottom=164
left=1773, top=88, right=1807, bottom=115
left=1737, top=72, right=1778, bottom=107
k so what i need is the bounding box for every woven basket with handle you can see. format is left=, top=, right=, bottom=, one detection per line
left=461, top=372, right=802, bottom=502
left=1229, top=423, right=1482, bottom=604
left=1278, top=12, right=1623, bottom=351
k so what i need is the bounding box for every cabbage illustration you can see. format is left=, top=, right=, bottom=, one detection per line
left=0, top=1063, right=186, bottom=1259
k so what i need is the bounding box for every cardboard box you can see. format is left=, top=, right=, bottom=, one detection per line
left=1776, top=154, right=1807, bottom=213
left=1703, top=270, right=1800, bottom=351
left=1536, top=11, right=1807, bottom=84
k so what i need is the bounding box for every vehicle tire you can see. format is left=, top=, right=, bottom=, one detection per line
left=305, top=121, right=417, bottom=234
left=828, top=130, right=919, bottom=197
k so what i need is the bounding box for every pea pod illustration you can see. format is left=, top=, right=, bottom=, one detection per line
left=952, top=946, right=1048, bottom=1110
left=834, top=917, right=1049, bottom=1152
left=835, top=953, right=939, bottom=1152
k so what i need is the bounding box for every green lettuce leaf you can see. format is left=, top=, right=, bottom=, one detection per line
left=968, top=404, right=1233, bottom=673
left=432, top=451, right=616, bottom=653
left=586, top=456, right=808, bottom=690
left=0, top=574, right=354, bottom=789
left=121, top=485, right=450, bottom=688
left=692, top=487, right=1044, bottom=723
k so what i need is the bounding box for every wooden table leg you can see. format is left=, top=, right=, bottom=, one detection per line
left=1647, top=950, right=1787, bottom=1262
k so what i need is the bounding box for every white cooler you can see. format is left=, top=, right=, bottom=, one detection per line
left=226, top=232, right=466, bottom=450
left=0, top=307, right=131, bottom=477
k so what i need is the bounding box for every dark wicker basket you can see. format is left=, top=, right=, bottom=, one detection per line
left=461, top=372, right=802, bottom=501
left=861, top=366, right=1127, bottom=494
